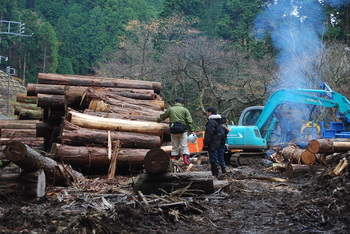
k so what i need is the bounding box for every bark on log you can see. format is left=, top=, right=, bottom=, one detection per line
left=0, top=170, right=46, bottom=199
left=38, top=73, right=161, bottom=93
left=37, top=93, right=66, bottom=108
left=18, top=109, right=43, bottom=120
left=81, top=88, right=164, bottom=110
left=4, top=141, right=85, bottom=185
left=14, top=103, right=41, bottom=116
left=66, top=109, right=164, bottom=136
left=0, top=138, right=44, bottom=148
left=16, top=94, right=37, bottom=104
left=1, top=129, right=37, bottom=138
left=83, top=109, right=169, bottom=123
left=27, top=83, right=66, bottom=96
left=64, top=86, right=157, bottom=108
left=286, top=163, right=326, bottom=178
left=143, top=148, right=171, bottom=174
left=60, top=120, right=161, bottom=148
left=50, top=143, right=149, bottom=169
left=0, top=119, right=39, bottom=129
left=307, top=139, right=350, bottom=154
left=133, top=171, right=215, bottom=195
left=281, top=146, right=316, bottom=165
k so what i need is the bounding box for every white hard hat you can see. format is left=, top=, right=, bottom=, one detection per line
left=187, top=133, right=198, bottom=144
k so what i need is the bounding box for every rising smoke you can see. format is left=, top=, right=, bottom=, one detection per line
left=254, top=0, right=349, bottom=89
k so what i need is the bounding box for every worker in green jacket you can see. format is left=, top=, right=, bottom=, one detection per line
left=157, top=97, right=195, bottom=165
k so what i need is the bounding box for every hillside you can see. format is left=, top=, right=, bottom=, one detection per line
left=0, top=70, right=26, bottom=116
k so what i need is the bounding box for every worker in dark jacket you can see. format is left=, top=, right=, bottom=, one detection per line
left=157, top=97, right=195, bottom=165
left=218, top=115, right=231, bottom=174
left=203, top=107, right=222, bottom=177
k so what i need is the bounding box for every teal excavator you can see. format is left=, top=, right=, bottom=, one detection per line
left=225, top=83, right=350, bottom=164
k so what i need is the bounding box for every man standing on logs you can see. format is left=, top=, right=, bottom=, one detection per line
left=157, top=97, right=195, bottom=165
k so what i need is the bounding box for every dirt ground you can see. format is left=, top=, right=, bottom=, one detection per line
left=0, top=154, right=349, bottom=234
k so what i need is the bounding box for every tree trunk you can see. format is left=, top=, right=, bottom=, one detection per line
left=50, top=143, right=149, bottom=169
left=65, top=109, right=164, bottom=136
left=0, top=119, right=39, bottom=129
left=14, top=103, right=41, bottom=115
left=143, top=148, right=171, bottom=174
left=37, top=93, right=66, bottom=108
left=285, top=163, right=325, bottom=178
left=18, top=109, right=43, bottom=120
left=281, top=146, right=317, bottom=165
left=81, top=88, right=164, bottom=110
left=16, top=94, right=37, bottom=104
left=133, top=171, right=215, bottom=195
left=27, top=83, right=66, bottom=96
left=1, top=129, right=37, bottom=138
left=60, top=120, right=161, bottom=148
left=0, top=170, right=46, bottom=199
left=4, top=141, right=85, bottom=185
left=38, top=73, right=161, bottom=93
left=307, top=139, right=350, bottom=153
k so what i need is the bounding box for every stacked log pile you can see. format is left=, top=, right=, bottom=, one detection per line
left=272, top=139, right=350, bottom=178
left=22, top=73, right=170, bottom=173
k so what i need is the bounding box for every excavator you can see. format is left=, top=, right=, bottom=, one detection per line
left=225, top=83, right=350, bottom=165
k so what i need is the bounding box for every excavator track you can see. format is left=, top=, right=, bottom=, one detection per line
left=225, top=152, right=266, bottom=167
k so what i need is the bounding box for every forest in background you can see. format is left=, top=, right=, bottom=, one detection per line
left=1, top=0, right=350, bottom=129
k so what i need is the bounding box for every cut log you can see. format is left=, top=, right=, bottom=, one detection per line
left=0, top=119, right=39, bottom=129
left=285, top=163, right=325, bottom=178
left=37, top=93, right=66, bottom=108
left=18, top=109, right=43, bottom=120
left=27, top=83, right=66, bottom=96
left=81, top=88, right=164, bottom=110
left=38, top=73, right=161, bottom=93
left=0, top=170, right=46, bottom=199
left=83, top=109, right=169, bottom=124
left=281, top=146, right=316, bottom=165
left=51, top=143, right=149, bottom=169
left=0, top=138, right=44, bottom=148
left=143, top=148, right=171, bottom=174
left=66, top=109, right=165, bottom=136
left=133, top=171, right=215, bottom=195
left=1, top=129, right=37, bottom=138
left=14, top=103, right=41, bottom=115
left=60, top=120, right=161, bottom=148
left=4, top=141, right=85, bottom=185
left=307, top=139, right=350, bottom=154
left=16, top=94, right=37, bottom=104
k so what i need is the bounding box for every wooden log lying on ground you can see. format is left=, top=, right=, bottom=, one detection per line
left=1, top=129, right=37, bottom=138
left=0, top=138, right=44, bottom=149
left=285, top=163, right=325, bottom=178
left=4, top=141, right=85, bottom=185
left=37, top=93, right=65, bottom=108
left=81, top=88, right=164, bottom=111
left=0, top=170, right=46, bottom=199
left=16, top=94, right=37, bottom=104
left=0, top=119, right=39, bottom=129
left=307, top=139, right=350, bottom=154
left=143, top=148, right=171, bottom=174
left=18, top=109, right=43, bottom=120
left=14, top=103, right=41, bottom=115
left=27, top=83, right=66, bottom=96
left=65, top=109, right=165, bottom=136
left=281, top=146, right=316, bottom=165
left=133, top=171, right=216, bottom=195
left=65, top=86, right=157, bottom=108
left=38, top=73, right=161, bottom=93
left=60, top=120, right=161, bottom=148
left=51, top=143, right=149, bottom=170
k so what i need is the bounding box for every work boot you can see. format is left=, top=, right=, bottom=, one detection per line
left=221, top=166, right=227, bottom=174
left=211, top=163, right=219, bottom=178
left=183, top=154, right=190, bottom=165
left=171, top=155, right=179, bottom=160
